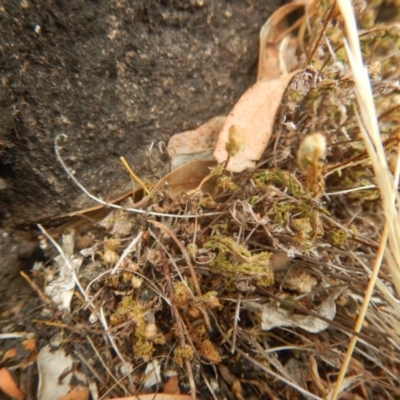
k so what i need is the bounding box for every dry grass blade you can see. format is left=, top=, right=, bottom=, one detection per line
left=331, top=0, right=400, bottom=398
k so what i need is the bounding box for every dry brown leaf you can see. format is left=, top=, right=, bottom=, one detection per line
left=167, top=116, right=225, bottom=171
left=0, top=367, right=25, bottom=400
left=213, top=71, right=298, bottom=173
left=37, top=345, right=88, bottom=400
left=133, top=159, right=217, bottom=207
left=163, top=376, right=181, bottom=395
left=110, top=395, right=192, bottom=400
left=59, top=386, right=90, bottom=400
left=2, top=348, right=18, bottom=362
left=258, top=1, right=308, bottom=80
left=245, top=287, right=345, bottom=333
left=168, top=116, right=226, bottom=156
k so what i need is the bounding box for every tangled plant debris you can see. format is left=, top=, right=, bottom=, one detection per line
left=2, top=0, right=400, bottom=399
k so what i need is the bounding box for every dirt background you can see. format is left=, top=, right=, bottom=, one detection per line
left=0, top=0, right=279, bottom=292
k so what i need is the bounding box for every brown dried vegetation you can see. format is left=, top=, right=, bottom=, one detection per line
left=3, top=1, right=400, bottom=399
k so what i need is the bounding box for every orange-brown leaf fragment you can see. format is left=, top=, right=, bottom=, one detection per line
left=0, top=367, right=25, bottom=400
left=213, top=71, right=298, bottom=173
left=163, top=376, right=181, bottom=395
left=168, top=116, right=226, bottom=156
left=59, top=386, right=90, bottom=400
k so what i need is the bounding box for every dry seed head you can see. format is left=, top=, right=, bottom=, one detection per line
left=103, top=237, right=120, bottom=251
left=297, top=133, right=327, bottom=196
left=144, top=323, right=158, bottom=340
left=174, top=282, right=190, bottom=308
left=131, top=276, right=143, bottom=289
left=125, top=260, right=139, bottom=272
left=187, top=305, right=201, bottom=319
left=186, top=242, right=198, bottom=258
left=103, top=249, right=120, bottom=265
left=122, top=271, right=133, bottom=283
left=297, top=133, right=326, bottom=173
left=174, top=344, right=194, bottom=367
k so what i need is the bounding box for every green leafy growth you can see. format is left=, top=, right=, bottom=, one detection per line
left=204, top=236, right=274, bottom=287
left=328, top=228, right=349, bottom=246
left=196, top=291, right=222, bottom=309
left=268, top=202, right=296, bottom=226
left=210, top=164, right=226, bottom=177
left=111, top=296, right=164, bottom=360
left=248, top=195, right=259, bottom=205
left=218, top=175, right=239, bottom=191
left=252, top=170, right=305, bottom=197
left=198, top=193, right=216, bottom=208
left=343, top=171, right=380, bottom=201
left=211, top=223, right=229, bottom=235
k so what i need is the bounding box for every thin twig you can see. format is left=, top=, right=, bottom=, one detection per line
left=111, top=231, right=143, bottom=274
left=120, top=156, right=150, bottom=194
left=148, top=220, right=212, bottom=331
left=325, top=184, right=376, bottom=196
left=99, top=307, right=135, bottom=390
left=230, top=292, right=241, bottom=354
left=20, top=271, right=53, bottom=306
left=55, top=134, right=221, bottom=220
left=208, top=310, right=323, bottom=400
left=160, top=249, right=197, bottom=400
left=86, top=335, right=127, bottom=394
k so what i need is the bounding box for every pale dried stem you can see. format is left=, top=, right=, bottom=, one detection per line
left=331, top=0, right=400, bottom=398
left=160, top=249, right=197, bottom=400
left=99, top=307, right=135, bottom=390
left=111, top=231, right=143, bottom=274
left=147, top=219, right=211, bottom=331
left=86, top=335, right=127, bottom=394
left=230, top=292, right=241, bottom=353
left=54, top=134, right=220, bottom=220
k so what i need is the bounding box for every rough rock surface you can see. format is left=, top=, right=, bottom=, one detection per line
left=0, top=0, right=279, bottom=291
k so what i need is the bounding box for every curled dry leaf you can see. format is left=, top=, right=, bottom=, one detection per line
left=162, top=376, right=180, bottom=395
left=133, top=159, right=217, bottom=207
left=168, top=116, right=226, bottom=156
left=213, top=71, right=298, bottom=173
left=258, top=1, right=308, bottom=80
left=245, top=287, right=345, bottom=333
left=110, top=395, right=192, bottom=400
left=167, top=116, right=225, bottom=171
left=0, top=367, right=25, bottom=400
left=37, top=345, right=89, bottom=400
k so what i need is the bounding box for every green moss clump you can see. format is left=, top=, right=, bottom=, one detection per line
left=204, top=236, right=274, bottom=287
left=252, top=170, right=305, bottom=197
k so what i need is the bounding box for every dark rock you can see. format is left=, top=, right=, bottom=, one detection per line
left=0, top=0, right=279, bottom=283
